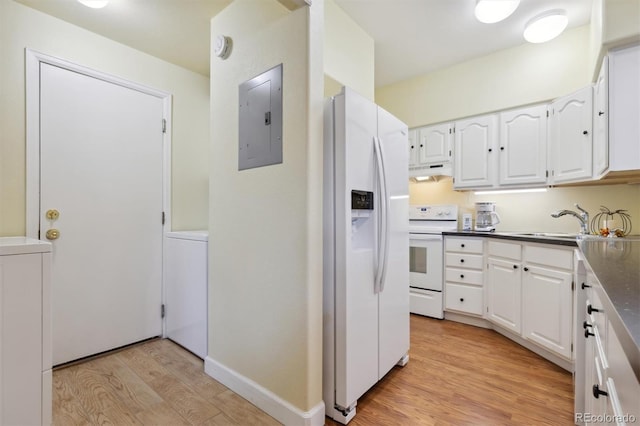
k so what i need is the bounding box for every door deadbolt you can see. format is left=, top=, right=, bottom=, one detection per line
left=46, top=229, right=60, bottom=240
left=46, top=209, right=60, bottom=220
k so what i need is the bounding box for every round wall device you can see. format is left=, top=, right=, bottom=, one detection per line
left=214, top=35, right=231, bottom=59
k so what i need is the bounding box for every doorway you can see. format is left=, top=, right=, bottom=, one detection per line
left=26, top=50, right=172, bottom=366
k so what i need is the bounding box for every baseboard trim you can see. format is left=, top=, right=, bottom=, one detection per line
left=204, top=356, right=325, bottom=426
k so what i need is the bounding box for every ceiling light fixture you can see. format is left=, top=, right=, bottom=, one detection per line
left=77, top=0, right=109, bottom=9
left=474, top=0, right=520, bottom=24
left=523, top=9, right=568, bottom=43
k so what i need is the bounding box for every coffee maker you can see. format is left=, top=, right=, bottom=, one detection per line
left=475, top=202, right=500, bottom=231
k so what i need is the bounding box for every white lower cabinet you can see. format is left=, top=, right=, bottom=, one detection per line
left=0, top=238, right=52, bottom=426
left=486, top=239, right=574, bottom=360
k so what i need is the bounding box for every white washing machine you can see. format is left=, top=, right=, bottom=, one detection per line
left=164, top=231, right=208, bottom=359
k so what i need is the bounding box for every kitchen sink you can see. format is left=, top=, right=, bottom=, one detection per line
left=512, top=232, right=580, bottom=239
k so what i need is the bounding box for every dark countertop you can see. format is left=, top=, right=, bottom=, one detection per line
left=443, top=231, right=640, bottom=379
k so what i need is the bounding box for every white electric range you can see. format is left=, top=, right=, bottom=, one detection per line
left=409, top=204, right=459, bottom=318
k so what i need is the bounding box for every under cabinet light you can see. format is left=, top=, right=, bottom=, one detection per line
left=474, top=188, right=547, bottom=195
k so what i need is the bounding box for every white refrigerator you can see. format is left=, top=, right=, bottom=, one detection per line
left=323, top=87, right=410, bottom=424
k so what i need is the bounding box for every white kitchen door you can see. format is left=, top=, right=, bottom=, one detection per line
left=39, top=62, right=164, bottom=365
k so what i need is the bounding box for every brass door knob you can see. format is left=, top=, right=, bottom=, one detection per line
left=46, top=229, right=60, bottom=240
left=46, top=209, right=60, bottom=220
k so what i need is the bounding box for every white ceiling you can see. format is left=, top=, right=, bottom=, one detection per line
left=14, top=0, right=593, bottom=87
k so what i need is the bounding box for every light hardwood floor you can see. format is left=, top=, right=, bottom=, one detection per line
left=54, top=315, right=573, bottom=425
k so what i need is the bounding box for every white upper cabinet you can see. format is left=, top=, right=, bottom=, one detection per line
left=408, top=128, right=418, bottom=168
left=453, top=114, right=497, bottom=189
left=608, top=44, right=640, bottom=172
left=498, top=104, right=548, bottom=186
left=409, top=123, right=453, bottom=177
left=593, top=56, right=609, bottom=178
left=549, top=85, right=593, bottom=184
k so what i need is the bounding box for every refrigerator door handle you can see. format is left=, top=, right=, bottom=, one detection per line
left=373, top=136, right=390, bottom=293
left=377, top=137, right=391, bottom=292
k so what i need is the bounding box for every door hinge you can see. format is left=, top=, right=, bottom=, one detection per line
left=161, top=304, right=165, bottom=318
left=572, top=281, right=575, bottom=291
left=546, top=170, right=549, bottom=178
left=571, top=343, right=574, bottom=352
left=546, top=110, right=550, bottom=118
left=162, top=118, right=167, bottom=134
left=38, top=229, right=41, bottom=239
left=449, top=150, right=452, bottom=157
left=162, top=211, right=166, bottom=225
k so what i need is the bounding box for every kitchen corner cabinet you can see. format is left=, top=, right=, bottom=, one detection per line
left=498, top=104, right=548, bottom=186
left=549, top=86, right=594, bottom=184
left=409, top=123, right=453, bottom=177
left=486, top=240, right=573, bottom=360
left=521, top=244, right=573, bottom=359
left=453, top=114, right=497, bottom=189
left=0, top=238, right=52, bottom=426
left=444, top=237, right=484, bottom=316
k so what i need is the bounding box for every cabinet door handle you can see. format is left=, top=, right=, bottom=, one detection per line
left=598, top=111, right=605, bottom=116
left=513, top=264, right=518, bottom=269
left=500, top=147, right=505, bottom=151
left=488, top=148, right=493, bottom=152
left=411, top=145, right=415, bottom=149
left=583, top=321, right=592, bottom=329
left=581, top=282, right=591, bottom=290
left=585, top=329, right=595, bottom=339
left=592, top=384, right=608, bottom=399
left=523, top=267, right=529, bottom=272
left=583, top=130, right=589, bottom=135
left=420, top=144, right=423, bottom=147
left=459, top=298, right=464, bottom=302
left=460, top=274, right=465, bottom=279
left=587, top=304, right=601, bottom=315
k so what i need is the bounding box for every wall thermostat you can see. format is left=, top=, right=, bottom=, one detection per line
left=214, top=35, right=231, bottom=59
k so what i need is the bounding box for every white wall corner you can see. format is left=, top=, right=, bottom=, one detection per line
left=277, top=0, right=312, bottom=11
left=204, top=356, right=325, bottom=426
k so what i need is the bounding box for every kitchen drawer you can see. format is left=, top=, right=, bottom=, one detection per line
left=445, top=253, right=483, bottom=270
left=525, top=245, right=573, bottom=270
left=488, top=240, right=521, bottom=261
left=445, top=267, right=483, bottom=286
left=445, top=237, right=483, bottom=254
left=445, top=283, right=483, bottom=315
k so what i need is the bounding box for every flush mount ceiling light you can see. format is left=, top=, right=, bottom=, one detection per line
left=77, top=0, right=109, bottom=9
left=474, top=0, right=520, bottom=24
left=524, top=9, right=568, bottom=43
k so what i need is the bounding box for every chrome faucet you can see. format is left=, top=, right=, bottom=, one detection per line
left=551, top=203, right=590, bottom=235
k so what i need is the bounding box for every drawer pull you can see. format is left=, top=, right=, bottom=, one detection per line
left=592, top=384, right=608, bottom=399
left=459, top=298, right=464, bottom=302
left=583, top=321, right=592, bottom=329
left=460, top=274, right=464, bottom=279
left=581, top=282, right=591, bottom=290
left=584, top=329, right=595, bottom=339
left=587, top=304, right=601, bottom=315
left=523, top=267, right=529, bottom=272
left=460, top=259, right=465, bottom=263
left=513, top=264, right=518, bottom=269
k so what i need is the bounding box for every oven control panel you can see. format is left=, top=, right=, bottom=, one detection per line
left=409, top=204, right=458, bottom=221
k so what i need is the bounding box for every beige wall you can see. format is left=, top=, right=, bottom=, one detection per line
left=376, top=25, right=591, bottom=128
left=410, top=179, right=640, bottom=234
left=209, top=0, right=323, bottom=413
left=0, top=0, right=209, bottom=236
left=323, top=0, right=374, bottom=100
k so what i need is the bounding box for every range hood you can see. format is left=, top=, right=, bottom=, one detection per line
left=409, top=162, right=453, bottom=180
